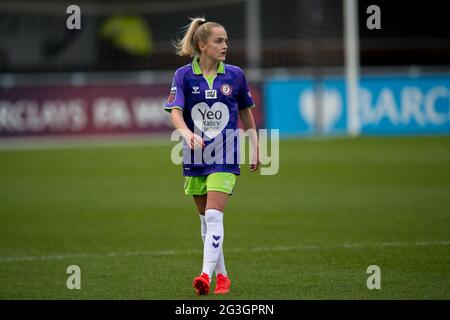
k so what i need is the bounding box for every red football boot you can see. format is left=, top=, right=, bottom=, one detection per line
left=214, top=274, right=231, bottom=294
left=193, top=272, right=210, bottom=295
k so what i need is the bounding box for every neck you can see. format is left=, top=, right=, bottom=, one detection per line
left=198, top=55, right=218, bottom=76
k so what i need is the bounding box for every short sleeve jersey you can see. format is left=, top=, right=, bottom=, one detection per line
left=164, top=57, right=255, bottom=176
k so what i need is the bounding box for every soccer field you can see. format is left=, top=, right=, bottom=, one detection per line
left=0, top=136, right=449, bottom=299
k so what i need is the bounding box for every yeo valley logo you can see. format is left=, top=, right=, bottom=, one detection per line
left=191, top=102, right=229, bottom=139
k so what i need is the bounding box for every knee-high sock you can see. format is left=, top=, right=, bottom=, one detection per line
left=199, top=214, right=227, bottom=276
left=201, top=209, right=224, bottom=278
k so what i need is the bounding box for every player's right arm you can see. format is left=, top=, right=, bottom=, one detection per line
left=164, top=68, right=204, bottom=150
left=170, top=109, right=205, bottom=150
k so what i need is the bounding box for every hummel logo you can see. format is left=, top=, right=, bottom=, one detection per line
left=212, top=242, right=219, bottom=248
left=213, top=235, right=221, bottom=241
left=192, top=86, right=200, bottom=94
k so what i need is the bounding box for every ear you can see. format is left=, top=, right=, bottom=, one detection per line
left=198, top=41, right=206, bottom=52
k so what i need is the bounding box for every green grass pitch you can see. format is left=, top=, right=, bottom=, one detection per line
left=0, top=136, right=449, bottom=299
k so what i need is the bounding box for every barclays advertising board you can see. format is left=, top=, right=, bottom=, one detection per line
left=264, top=75, right=450, bottom=135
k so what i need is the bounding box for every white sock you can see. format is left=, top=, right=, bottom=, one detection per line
left=200, top=214, right=207, bottom=243
left=199, top=214, right=227, bottom=276
left=201, top=209, right=224, bottom=278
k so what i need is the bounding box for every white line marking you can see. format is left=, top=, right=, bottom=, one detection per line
left=1, top=240, right=449, bottom=263
left=0, top=134, right=172, bottom=151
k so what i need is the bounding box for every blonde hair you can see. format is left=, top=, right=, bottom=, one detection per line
left=173, top=17, right=225, bottom=57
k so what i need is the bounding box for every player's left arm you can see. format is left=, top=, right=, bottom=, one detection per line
left=239, top=107, right=260, bottom=172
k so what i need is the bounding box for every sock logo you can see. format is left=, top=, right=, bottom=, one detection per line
left=212, top=235, right=221, bottom=248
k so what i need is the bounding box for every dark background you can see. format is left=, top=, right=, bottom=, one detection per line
left=0, top=0, right=448, bottom=73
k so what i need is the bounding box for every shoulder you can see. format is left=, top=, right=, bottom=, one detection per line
left=224, top=63, right=245, bottom=77
left=173, top=63, right=193, bottom=81
left=224, top=64, right=247, bottom=88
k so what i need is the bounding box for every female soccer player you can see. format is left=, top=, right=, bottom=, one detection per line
left=164, top=17, right=260, bottom=295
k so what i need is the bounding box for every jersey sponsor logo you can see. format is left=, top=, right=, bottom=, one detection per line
left=167, top=86, right=176, bottom=104
left=220, top=84, right=232, bottom=96
left=191, top=102, right=229, bottom=139
left=205, top=89, right=217, bottom=99
left=192, top=86, right=200, bottom=94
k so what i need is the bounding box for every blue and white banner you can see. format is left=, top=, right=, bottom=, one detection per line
left=264, top=75, right=450, bottom=135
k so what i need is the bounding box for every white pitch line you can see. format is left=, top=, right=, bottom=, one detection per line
left=0, top=240, right=449, bottom=263
left=0, top=135, right=172, bottom=152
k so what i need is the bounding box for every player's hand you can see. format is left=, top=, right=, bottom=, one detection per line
left=183, top=131, right=205, bottom=150
left=249, top=147, right=260, bottom=172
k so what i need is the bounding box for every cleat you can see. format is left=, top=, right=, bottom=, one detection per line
left=214, top=274, right=231, bottom=294
left=193, top=272, right=210, bottom=295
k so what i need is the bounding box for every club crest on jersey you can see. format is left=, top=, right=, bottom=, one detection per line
left=192, top=86, right=200, bottom=94
left=205, top=89, right=217, bottom=99
left=220, top=84, right=232, bottom=96
left=167, top=86, right=176, bottom=104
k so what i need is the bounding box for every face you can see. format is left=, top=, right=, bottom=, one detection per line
left=199, top=27, right=228, bottom=62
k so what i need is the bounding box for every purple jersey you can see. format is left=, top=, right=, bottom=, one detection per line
left=164, top=58, right=255, bottom=176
